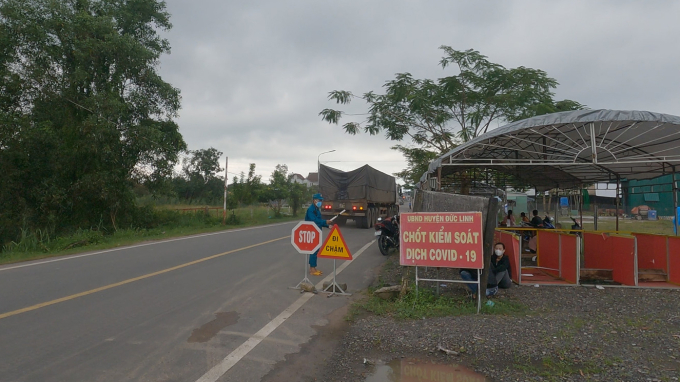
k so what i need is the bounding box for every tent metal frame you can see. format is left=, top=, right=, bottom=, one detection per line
left=419, top=110, right=680, bottom=235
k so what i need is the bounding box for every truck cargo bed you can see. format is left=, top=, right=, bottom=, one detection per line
left=319, top=164, right=396, bottom=204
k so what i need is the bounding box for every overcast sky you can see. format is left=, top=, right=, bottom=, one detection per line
left=157, top=0, right=680, bottom=183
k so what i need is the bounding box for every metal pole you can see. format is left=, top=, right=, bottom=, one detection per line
left=223, top=156, right=228, bottom=225
left=616, top=176, right=621, bottom=232
left=594, top=203, right=598, bottom=231
left=579, top=187, right=584, bottom=232
left=415, top=266, right=419, bottom=298
left=477, top=269, right=481, bottom=314
left=333, top=260, right=337, bottom=292
left=674, top=166, right=678, bottom=236
left=554, top=189, right=559, bottom=227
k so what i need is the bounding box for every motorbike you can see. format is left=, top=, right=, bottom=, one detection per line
left=374, top=214, right=400, bottom=256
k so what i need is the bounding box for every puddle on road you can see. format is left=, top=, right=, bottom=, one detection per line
left=364, top=359, right=490, bottom=382
left=188, top=311, right=239, bottom=343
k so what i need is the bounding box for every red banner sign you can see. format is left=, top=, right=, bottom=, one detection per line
left=399, top=212, right=484, bottom=269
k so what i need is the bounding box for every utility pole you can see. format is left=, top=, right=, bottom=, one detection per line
left=317, top=150, right=335, bottom=192
left=223, top=156, right=228, bottom=225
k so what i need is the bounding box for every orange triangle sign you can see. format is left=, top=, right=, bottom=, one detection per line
left=318, top=225, right=353, bottom=260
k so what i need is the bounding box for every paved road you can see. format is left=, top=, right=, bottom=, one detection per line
left=0, top=220, right=386, bottom=382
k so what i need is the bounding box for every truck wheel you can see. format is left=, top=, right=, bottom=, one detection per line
left=335, top=217, right=347, bottom=226
left=368, top=209, right=374, bottom=228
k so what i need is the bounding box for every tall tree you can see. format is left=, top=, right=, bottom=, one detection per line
left=287, top=179, right=314, bottom=217
left=267, top=164, right=290, bottom=217
left=182, top=148, right=223, bottom=184
left=230, top=163, right=263, bottom=206
left=320, top=46, right=584, bottom=184
left=174, top=148, right=224, bottom=203
left=0, top=0, right=185, bottom=241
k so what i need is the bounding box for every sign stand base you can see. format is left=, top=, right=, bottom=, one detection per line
left=290, top=254, right=313, bottom=290
left=322, top=260, right=351, bottom=297
left=415, top=266, right=481, bottom=313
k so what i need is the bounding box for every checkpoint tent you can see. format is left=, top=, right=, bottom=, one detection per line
left=419, top=109, right=680, bottom=288
left=420, top=109, right=680, bottom=191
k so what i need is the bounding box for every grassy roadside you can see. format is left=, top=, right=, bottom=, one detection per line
left=0, top=206, right=299, bottom=266
left=346, top=288, right=528, bottom=322
left=345, top=255, right=529, bottom=322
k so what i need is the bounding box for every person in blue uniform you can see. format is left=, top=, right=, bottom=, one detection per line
left=305, top=193, right=332, bottom=276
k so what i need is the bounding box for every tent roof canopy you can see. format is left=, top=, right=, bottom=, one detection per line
left=421, top=109, right=680, bottom=191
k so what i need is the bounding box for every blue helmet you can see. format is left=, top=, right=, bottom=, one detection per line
left=312, top=193, right=324, bottom=201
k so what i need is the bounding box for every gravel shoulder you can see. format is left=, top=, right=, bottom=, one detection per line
left=317, top=254, right=680, bottom=382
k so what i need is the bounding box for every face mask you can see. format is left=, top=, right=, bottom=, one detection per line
left=315, top=202, right=322, bottom=208
left=495, top=249, right=504, bottom=256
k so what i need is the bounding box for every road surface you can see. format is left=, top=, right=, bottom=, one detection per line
left=0, top=220, right=386, bottom=381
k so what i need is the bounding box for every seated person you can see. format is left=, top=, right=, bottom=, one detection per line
left=487, top=242, right=512, bottom=295
left=500, top=210, right=516, bottom=227
left=460, top=242, right=513, bottom=296
left=459, top=268, right=490, bottom=296
left=526, top=235, right=537, bottom=254
left=520, top=212, right=530, bottom=224
left=530, top=210, right=544, bottom=227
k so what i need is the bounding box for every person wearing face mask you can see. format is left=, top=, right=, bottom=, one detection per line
left=305, top=193, right=333, bottom=276
left=486, top=242, right=513, bottom=296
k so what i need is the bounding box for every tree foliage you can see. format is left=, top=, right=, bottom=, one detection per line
left=320, top=46, right=584, bottom=184
left=229, top=163, right=265, bottom=206
left=267, top=164, right=290, bottom=216
left=0, top=0, right=185, bottom=243
left=172, top=148, right=224, bottom=204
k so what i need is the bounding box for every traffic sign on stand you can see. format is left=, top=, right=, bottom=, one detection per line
left=318, top=225, right=353, bottom=260
left=290, top=221, right=323, bottom=291
left=291, top=221, right=323, bottom=254
left=318, top=225, right=352, bottom=297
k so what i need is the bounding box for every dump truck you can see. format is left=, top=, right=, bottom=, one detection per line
left=318, top=164, right=399, bottom=229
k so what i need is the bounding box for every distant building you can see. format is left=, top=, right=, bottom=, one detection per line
left=289, top=173, right=314, bottom=188
left=624, top=174, right=679, bottom=216
left=306, top=172, right=319, bottom=187
left=290, top=173, right=307, bottom=185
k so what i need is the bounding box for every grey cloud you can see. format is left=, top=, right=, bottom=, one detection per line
left=157, top=0, right=680, bottom=181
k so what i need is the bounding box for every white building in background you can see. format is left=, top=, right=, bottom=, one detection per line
left=290, top=173, right=306, bottom=185
left=289, top=173, right=314, bottom=188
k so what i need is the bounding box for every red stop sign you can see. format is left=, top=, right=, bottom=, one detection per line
left=291, top=221, right=323, bottom=254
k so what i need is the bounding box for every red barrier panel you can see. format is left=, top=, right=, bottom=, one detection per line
left=634, top=234, right=668, bottom=271
left=583, top=233, right=636, bottom=286
left=669, top=237, right=680, bottom=286
left=537, top=231, right=560, bottom=277
left=495, top=231, right=520, bottom=283
left=583, top=233, right=611, bottom=269
left=560, top=234, right=579, bottom=284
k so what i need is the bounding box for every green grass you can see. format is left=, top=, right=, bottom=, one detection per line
left=514, top=355, right=603, bottom=381
left=0, top=206, right=299, bottom=265
left=346, top=288, right=528, bottom=321
left=580, top=218, right=674, bottom=235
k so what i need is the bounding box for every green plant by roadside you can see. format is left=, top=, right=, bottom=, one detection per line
left=513, top=353, right=605, bottom=381
left=0, top=206, right=297, bottom=265
left=347, top=288, right=528, bottom=321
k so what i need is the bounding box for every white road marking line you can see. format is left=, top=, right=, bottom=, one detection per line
left=195, top=240, right=375, bottom=382
left=0, top=222, right=296, bottom=272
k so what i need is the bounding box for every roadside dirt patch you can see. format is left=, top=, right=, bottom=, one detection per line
left=261, top=302, right=354, bottom=382
left=188, top=311, right=239, bottom=343
left=314, top=255, right=680, bottom=382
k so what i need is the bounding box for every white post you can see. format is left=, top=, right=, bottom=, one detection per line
left=477, top=269, right=482, bottom=314
left=223, top=156, right=228, bottom=225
